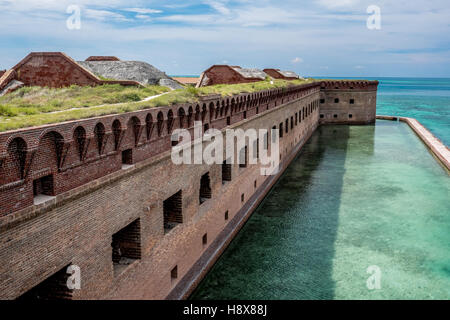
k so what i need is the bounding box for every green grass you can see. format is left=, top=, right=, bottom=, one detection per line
left=0, top=79, right=315, bottom=132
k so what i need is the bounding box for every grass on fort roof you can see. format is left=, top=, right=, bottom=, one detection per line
left=0, top=78, right=314, bottom=133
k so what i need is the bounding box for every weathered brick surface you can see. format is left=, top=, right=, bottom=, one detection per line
left=9, top=52, right=142, bottom=89
left=263, top=69, right=298, bottom=80
left=0, top=81, right=377, bottom=300
left=198, top=65, right=263, bottom=86
left=319, top=80, right=378, bottom=124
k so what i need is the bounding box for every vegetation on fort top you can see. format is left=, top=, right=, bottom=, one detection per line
left=0, top=78, right=314, bottom=132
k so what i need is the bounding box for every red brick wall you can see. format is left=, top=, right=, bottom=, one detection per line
left=263, top=69, right=297, bottom=80
left=319, top=80, right=379, bottom=124
left=264, top=69, right=282, bottom=79
left=202, top=66, right=261, bottom=86
left=14, top=54, right=99, bottom=88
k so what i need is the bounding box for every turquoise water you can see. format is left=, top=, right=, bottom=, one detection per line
left=322, top=77, right=450, bottom=146
left=376, top=78, right=450, bottom=146
left=191, top=121, right=450, bottom=300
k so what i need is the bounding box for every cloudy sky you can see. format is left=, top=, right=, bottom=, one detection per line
left=0, top=0, right=449, bottom=77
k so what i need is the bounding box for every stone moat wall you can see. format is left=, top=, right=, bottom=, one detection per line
left=0, top=80, right=378, bottom=299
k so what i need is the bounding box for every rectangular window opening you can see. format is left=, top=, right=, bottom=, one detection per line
left=17, top=264, right=73, bottom=300
left=171, top=266, right=178, bottom=282
left=200, top=172, right=212, bottom=204
left=202, top=233, right=208, bottom=247
left=222, top=160, right=232, bottom=183
left=163, top=190, right=183, bottom=233
left=239, top=146, right=248, bottom=168
left=122, top=149, right=133, bottom=165
left=33, top=175, right=54, bottom=198
left=112, top=219, right=141, bottom=275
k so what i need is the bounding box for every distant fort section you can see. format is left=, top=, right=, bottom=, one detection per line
left=0, top=59, right=378, bottom=299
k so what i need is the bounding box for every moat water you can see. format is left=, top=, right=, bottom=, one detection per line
left=191, top=121, right=450, bottom=300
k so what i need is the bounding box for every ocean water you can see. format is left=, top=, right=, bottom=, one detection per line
left=375, top=78, right=450, bottom=146
left=191, top=121, right=450, bottom=300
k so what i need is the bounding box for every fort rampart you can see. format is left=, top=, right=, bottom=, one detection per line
left=0, top=80, right=378, bottom=299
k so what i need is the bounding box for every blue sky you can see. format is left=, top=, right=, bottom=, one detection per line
left=0, top=0, right=449, bottom=77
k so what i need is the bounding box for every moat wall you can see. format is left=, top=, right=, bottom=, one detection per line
left=0, top=80, right=378, bottom=299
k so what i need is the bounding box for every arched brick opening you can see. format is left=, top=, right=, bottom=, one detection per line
left=94, top=122, right=106, bottom=155
left=201, top=104, right=207, bottom=123
left=195, top=105, right=201, bottom=122
left=112, top=120, right=122, bottom=151
left=187, top=106, right=193, bottom=127
left=73, top=126, right=86, bottom=161
left=157, top=112, right=164, bottom=137
left=6, top=137, right=27, bottom=181
left=128, top=116, right=141, bottom=146
left=167, top=110, right=174, bottom=134
left=145, top=114, right=153, bottom=140
left=178, top=108, right=186, bottom=129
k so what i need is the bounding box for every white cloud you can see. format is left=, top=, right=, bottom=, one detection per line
left=124, top=8, right=163, bottom=14
left=85, top=9, right=130, bottom=22
left=135, top=14, right=152, bottom=20
left=205, top=1, right=231, bottom=15
left=292, top=57, right=303, bottom=63
left=316, top=0, right=360, bottom=9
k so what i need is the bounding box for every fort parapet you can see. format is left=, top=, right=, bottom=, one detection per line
left=0, top=80, right=378, bottom=299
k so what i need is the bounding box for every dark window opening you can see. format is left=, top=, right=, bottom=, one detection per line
left=254, top=180, right=257, bottom=189
left=225, top=211, right=229, bottom=221
left=171, top=266, right=178, bottom=282
left=279, top=123, right=283, bottom=138
left=222, top=160, right=232, bottom=183
left=164, top=191, right=183, bottom=233
left=285, top=119, right=289, bottom=133
left=334, top=114, right=338, bottom=118
left=112, top=219, right=141, bottom=275
left=264, top=132, right=269, bottom=150
left=256, top=138, right=260, bottom=159
left=241, top=194, right=245, bottom=203
left=291, top=117, right=294, bottom=130
left=202, top=233, right=208, bottom=247
left=350, top=99, right=355, bottom=104
left=171, top=133, right=179, bottom=147
left=17, top=265, right=73, bottom=300
left=349, top=114, right=353, bottom=119
left=33, top=175, right=54, bottom=197
left=122, top=149, right=133, bottom=165
left=239, top=146, right=248, bottom=168
left=200, top=172, right=212, bottom=204
left=320, top=99, right=325, bottom=104
left=320, top=114, right=324, bottom=119
left=243, top=111, right=247, bottom=119
left=227, top=116, right=231, bottom=126
left=204, top=123, right=209, bottom=133
left=256, top=107, right=259, bottom=114
left=334, top=98, right=339, bottom=103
